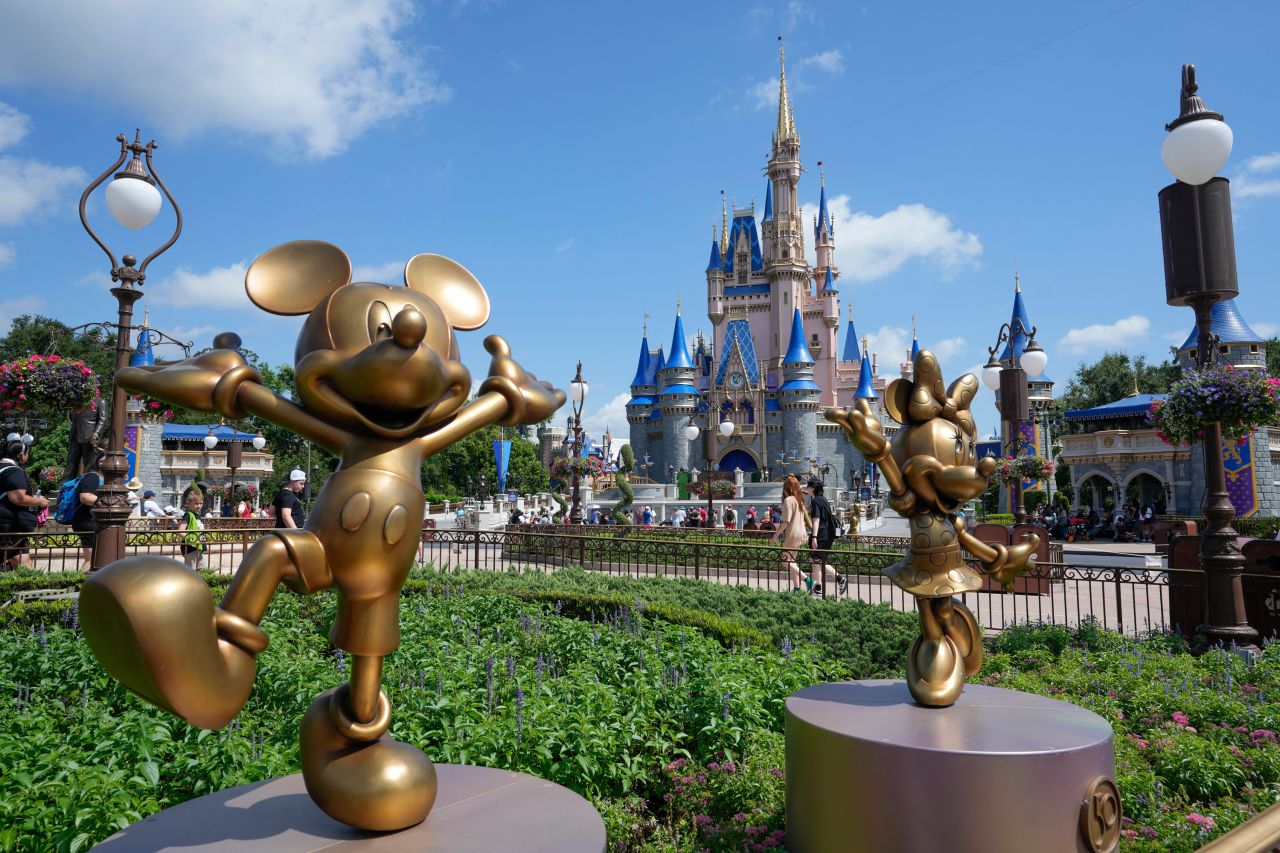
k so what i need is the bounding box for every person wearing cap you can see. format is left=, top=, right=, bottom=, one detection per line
left=125, top=476, right=143, bottom=517
left=804, top=478, right=847, bottom=597
left=273, top=469, right=308, bottom=529
left=140, top=489, right=164, bottom=518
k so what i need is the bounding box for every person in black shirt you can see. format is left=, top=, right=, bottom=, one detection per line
left=71, top=458, right=101, bottom=572
left=273, top=469, right=308, bottom=529
left=804, top=479, right=848, bottom=597
left=0, top=439, right=49, bottom=570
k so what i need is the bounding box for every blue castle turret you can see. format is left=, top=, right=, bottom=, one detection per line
left=778, top=308, right=821, bottom=477
left=856, top=339, right=877, bottom=401
left=626, top=332, right=656, bottom=467
left=658, top=311, right=699, bottom=478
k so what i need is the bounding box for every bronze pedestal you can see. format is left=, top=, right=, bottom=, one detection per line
left=786, top=680, right=1119, bottom=853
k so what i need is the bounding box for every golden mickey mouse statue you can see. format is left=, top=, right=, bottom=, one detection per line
left=826, top=350, right=1038, bottom=708
left=80, top=241, right=564, bottom=831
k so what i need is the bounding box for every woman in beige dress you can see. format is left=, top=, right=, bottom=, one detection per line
left=773, top=474, right=812, bottom=592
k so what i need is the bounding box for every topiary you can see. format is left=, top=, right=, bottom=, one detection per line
left=551, top=492, right=568, bottom=521
left=609, top=444, right=635, bottom=524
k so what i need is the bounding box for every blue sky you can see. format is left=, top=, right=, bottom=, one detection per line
left=0, top=0, right=1277, bottom=441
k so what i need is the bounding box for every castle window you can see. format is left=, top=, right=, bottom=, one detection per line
left=1219, top=345, right=1229, bottom=355
left=1251, top=344, right=1259, bottom=354
left=737, top=269, right=747, bottom=284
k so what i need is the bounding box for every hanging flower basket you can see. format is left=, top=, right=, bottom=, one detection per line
left=0, top=355, right=98, bottom=414
left=550, top=455, right=606, bottom=487
left=134, top=395, right=176, bottom=422
left=1148, top=365, right=1280, bottom=446
left=989, top=455, right=1054, bottom=487
left=688, top=479, right=735, bottom=499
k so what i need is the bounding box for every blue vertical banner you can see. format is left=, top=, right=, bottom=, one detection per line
left=1224, top=434, right=1259, bottom=518
left=123, top=424, right=139, bottom=481
left=493, top=439, right=511, bottom=494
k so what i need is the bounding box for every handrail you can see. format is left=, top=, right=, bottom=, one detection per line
left=1196, top=801, right=1280, bottom=852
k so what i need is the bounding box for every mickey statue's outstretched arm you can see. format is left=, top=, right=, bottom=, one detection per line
left=418, top=336, right=565, bottom=456
left=116, top=346, right=350, bottom=453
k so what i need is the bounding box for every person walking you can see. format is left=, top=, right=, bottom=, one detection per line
left=140, top=489, right=165, bottom=518
left=804, top=479, right=847, bottom=597
left=0, top=439, right=49, bottom=571
left=70, top=457, right=101, bottom=572
left=773, top=475, right=811, bottom=593
left=273, top=469, right=308, bottom=529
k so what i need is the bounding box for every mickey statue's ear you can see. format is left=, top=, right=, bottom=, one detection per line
left=245, top=240, right=352, bottom=316
left=404, top=253, right=491, bottom=331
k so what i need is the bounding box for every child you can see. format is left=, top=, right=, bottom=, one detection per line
left=179, top=488, right=205, bottom=572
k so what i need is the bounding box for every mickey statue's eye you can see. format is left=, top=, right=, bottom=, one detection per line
left=954, top=434, right=964, bottom=458
left=367, top=300, right=393, bottom=343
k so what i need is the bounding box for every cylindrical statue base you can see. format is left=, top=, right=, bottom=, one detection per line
left=786, top=680, right=1119, bottom=853
left=93, top=764, right=605, bottom=852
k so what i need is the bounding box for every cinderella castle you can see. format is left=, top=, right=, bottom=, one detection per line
left=626, top=45, right=890, bottom=487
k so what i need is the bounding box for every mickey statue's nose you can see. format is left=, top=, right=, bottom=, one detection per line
left=391, top=306, right=427, bottom=349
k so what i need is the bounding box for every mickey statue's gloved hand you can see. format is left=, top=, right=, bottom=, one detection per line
left=479, top=335, right=566, bottom=426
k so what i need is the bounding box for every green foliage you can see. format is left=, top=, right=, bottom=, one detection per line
left=0, top=315, right=116, bottom=389
left=412, top=566, right=917, bottom=678
left=0, top=580, right=832, bottom=851
left=551, top=492, right=568, bottom=521
left=1267, top=337, right=1280, bottom=377
left=610, top=444, right=635, bottom=525
left=422, top=423, right=548, bottom=499
left=1058, top=352, right=1182, bottom=415
left=983, top=621, right=1280, bottom=851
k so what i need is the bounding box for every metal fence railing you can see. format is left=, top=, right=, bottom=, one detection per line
left=0, top=524, right=1172, bottom=636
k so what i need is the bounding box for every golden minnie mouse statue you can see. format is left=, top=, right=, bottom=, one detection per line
left=826, top=350, right=1038, bottom=708
left=81, top=241, right=564, bottom=831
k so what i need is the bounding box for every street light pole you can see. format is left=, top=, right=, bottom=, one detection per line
left=1157, top=64, right=1259, bottom=654
left=568, top=361, right=588, bottom=524
left=983, top=313, right=1049, bottom=527
left=78, top=131, right=182, bottom=569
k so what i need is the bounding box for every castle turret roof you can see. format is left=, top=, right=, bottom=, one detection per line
left=1179, top=298, right=1262, bottom=351
left=762, top=181, right=773, bottom=223
left=664, top=313, right=694, bottom=370
left=782, top=308, right=813, bottom=365
left=707, top=232, right=722, bottom=272
left=629, top=336, right=651, bottom=389
left=855, top=352, right=876, bottom=400
left=842, top=305, right=860, bottom=362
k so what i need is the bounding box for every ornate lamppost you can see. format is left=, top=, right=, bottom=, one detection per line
left=685, top=415, right=734, bottom=528
left=1157, top=64, right=1260, bottom=654
left=567, top=361, right=588, bottom=524
left=982, top=316, right=1049, bottom=526
left=79, top=130, right=182, bottom=568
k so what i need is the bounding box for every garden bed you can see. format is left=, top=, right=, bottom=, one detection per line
left=0, top=568, right=1275, bottom=851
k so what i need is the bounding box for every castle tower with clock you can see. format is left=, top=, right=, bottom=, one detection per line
left=626, top=43, right=885, bottom=486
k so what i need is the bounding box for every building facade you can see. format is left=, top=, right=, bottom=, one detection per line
left=1059, top=299, right=1279, bottom=517
left=626, top=45, right=902, bottom=488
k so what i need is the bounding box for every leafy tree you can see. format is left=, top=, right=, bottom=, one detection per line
left=1265, top=337, right=1280, bottom=376
left=1056, top=352, right=1181, bottom=415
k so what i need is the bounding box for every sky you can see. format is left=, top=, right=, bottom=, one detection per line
left=0, top=0, right=1277, bottom=444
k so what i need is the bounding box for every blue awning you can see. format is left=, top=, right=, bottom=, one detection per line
left=163, top=424, right=258, bottom=442
left=1064, top=394, right=1165, bottom=421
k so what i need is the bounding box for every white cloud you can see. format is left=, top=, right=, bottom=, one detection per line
left=801, top=194, right=982, bottom=282
left=148, top=262, right=250, bottom=309
left=798, top=50, right=844, bottom=74
left=352, top=260, right=404, bottom=283
left=0, top=1, right=449, bottom=161
left=0, top=102, right=30, bottom=150
left=1234, top=150, right=1280, bottom=199
left=930, top=336, right=967, bottom=362
left=579, top=391, right=629, bottom=443
left=1252, top=321, right=1279, bottom=339
left=750, top=77, right=779, bottom=111
left=864, top=325, right=910, bottom=366
left=0, top=295, right=45, bottom=333
left=0, top=155, right=87, bottom=226
left=0, top=242, right=14, bottom=268
left=555, top=237, right=575, bottom=253
left=1057, top=315, right=1151, bottom=354
left=162, top=324, right=218, bottom=352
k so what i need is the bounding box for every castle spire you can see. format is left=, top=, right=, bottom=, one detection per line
left=629, top=334, right=652, bottom=389
left=782, top=307, right=813, bottom=365
left=910, top=315, right=920, bottom=363
left=707, top=225, right=722, bottom=271
left=762, top=180, right=773, bottom=223
left=855, top=349, right=877, bottom=400
left=720, top=191, right=729, bottom=257
left=775, top=38, right=798, bottom=147
left=665, top=312, right=694, bottom=369
left=842, top=303, right=860, bottom=362
left=1001, top=272, right=1033, bottom=363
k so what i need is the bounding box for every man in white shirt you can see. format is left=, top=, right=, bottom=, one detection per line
left=140, top=490, right=165, bottom=518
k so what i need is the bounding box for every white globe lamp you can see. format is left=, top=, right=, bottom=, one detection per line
left=1020, top=341, right=1049, bottom=377
left=684, top=424, right=700, bottom=442
left=981, top=359, right=1002, bottom=391
left=105, top=174, right=163, bottom=230
left=718, top=420, right=735, bottom=438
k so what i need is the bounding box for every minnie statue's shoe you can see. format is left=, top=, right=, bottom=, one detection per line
left=80, top=556, right=265, bottom=729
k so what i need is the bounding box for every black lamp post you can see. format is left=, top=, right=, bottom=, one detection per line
left=78, top=131, right=182, bottom=569
left=982, top=312, right=1049, bottom=526
left=567, top=361, right=588, bottom=524
left=1157, top=64, right=1259, bottom=654
left=686, top=415, right=733, bottom=528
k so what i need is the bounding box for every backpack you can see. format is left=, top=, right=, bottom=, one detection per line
left=54, top=475, right=86, bottom=525
left=814, top=497, right=839, bottom=542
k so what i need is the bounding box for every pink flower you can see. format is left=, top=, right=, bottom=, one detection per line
left=1187, top=813, right=1214, bottom=829
left=694, top=814, right=710, bottom=826
left=1172, top=711, right=1190, bottom=727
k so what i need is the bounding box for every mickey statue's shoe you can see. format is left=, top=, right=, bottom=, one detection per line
left=80, top=556, right=265, bottom=730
